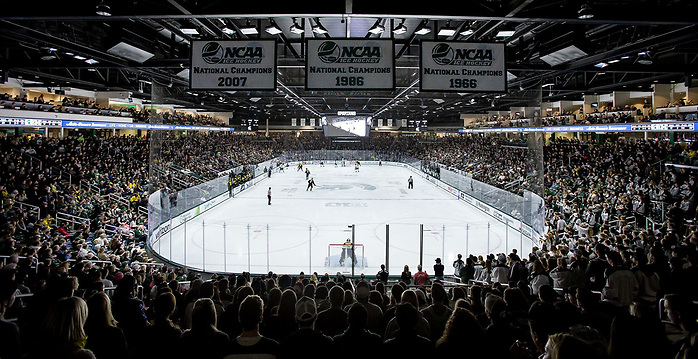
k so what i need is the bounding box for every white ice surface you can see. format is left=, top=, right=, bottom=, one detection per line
left=153, top=163, right=534, bottom=276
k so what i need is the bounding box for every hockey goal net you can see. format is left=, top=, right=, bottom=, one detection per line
left=326, top=243, right=366, bottom=268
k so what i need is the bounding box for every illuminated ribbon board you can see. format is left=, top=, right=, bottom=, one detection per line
left=190, top=40, right=277, bottom=90
left=306, top=39, right=395, bottom=90
left=459, top=122, right=698, bottom=133
left=61, top=120, right=234, bottom=131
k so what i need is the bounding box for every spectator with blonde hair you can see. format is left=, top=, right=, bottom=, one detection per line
left=85, top=292, right=128, bottom=359
left=29, top=296, right=95, bottom=359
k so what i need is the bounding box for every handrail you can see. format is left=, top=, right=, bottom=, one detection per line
left=11, top=148, right=43, bottom=170
left=56, top=212, right=89, bottom=230
left=105, top=192, right=130, bottom=207
left=79, top=179, right=101, bottom=195
left=0, top=255, right=39, bottom=273
left=11, top=200, right=41, bottom=220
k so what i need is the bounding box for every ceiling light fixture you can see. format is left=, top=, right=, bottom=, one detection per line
left=40, top=47, right=56, bottom=60
left=438, top=21, right=456, bottom=36
left=637, top=51, right=653, bottom=65
left=312, top=21, right=328, bottom=34
left=74, top=55, right=87, bottom=60
left=290, top=19, right=304, bottom=34
left=368, top=22, right=385, bottom=35
left=393, top=20, right=407, bottom=35
left=222, top=27, right=235, bottom=35
left=180, top=28, right=199, bottom=35
left=577, top=3, right=594, bottom=19
left=496, top=29, right=515, bottom=38
left=460, top=28, right=475, bottom=36
left=415, top=24, right=432, bottom=35
left=265, top=24, right=283, bottom=35
left=594, top=62, right=608, bottom=68
left=240, top=21, right=258, bottom=35
left=95, top=1, right=111, bottom=16
left=84, top=59, right=99, bottom=64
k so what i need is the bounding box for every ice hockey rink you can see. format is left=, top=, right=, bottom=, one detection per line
left=153, top=163, right=536, bottom=276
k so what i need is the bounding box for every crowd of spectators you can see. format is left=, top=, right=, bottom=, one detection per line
left=0, top=93, right=233, bottom=127
left=135, top=111, right=227, bottom=127
left=0, top=93, right=132, bottom=117
left=1, top=130, right=698, bottom=359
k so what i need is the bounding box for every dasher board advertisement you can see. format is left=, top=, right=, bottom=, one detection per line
left=306, top=39, right=395, bottom=90
left=420, top=41, right=506, bottom=93
left=190, top=40, right=276, bottom=90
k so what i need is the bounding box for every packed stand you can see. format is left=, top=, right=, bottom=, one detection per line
left=0, top=93, right=133, bottom=117
left=1, top=131, right=698, bottom=359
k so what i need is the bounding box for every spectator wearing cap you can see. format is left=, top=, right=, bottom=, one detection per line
left=315, top=286, right=348, bottom=337
left=333, top=303, right=383, bottom=359
left=433, top=258, right=444, bottom=280
left=384, top=303, right=434, bottom=356
left=278, top=296, right=333, bottom=359
left=351, top=281, right=383, bottom=335
left=224, top=295, right=279, bottom=359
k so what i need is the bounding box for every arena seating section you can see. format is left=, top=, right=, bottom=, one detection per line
left=0, top=130, right=696, bottom=359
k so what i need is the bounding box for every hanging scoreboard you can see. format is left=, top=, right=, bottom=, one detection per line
left=306, top=39, right=395, bottom=90
left=190, top=40, right=276, bottom=90
left=420, top=41, right=506, bottom=93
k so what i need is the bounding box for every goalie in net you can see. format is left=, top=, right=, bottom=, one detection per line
left=326, top=239, right=366, bottom=267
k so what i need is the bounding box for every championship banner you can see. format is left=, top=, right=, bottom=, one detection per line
left=190, top=40, right=276, bottom=90
left=306, top=39, right=395, bottom=90
left=420, top=41, right=506, bottom=93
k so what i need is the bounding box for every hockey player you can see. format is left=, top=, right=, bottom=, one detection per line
left=408, top=176, right=414, bottom=189
left=297, top=163, right=303, bottom=172
left=354, top=160, right=360, bottom=172
left=305, top=168, right=311, bottom=180
left=306, top=178, right=316, bottom=191
left=339, top=238, right=356, bottom=266
left=267, top=187, right=272, bottom=205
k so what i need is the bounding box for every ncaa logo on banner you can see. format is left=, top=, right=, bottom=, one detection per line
left=431, top=43, right=493, bottom=66
left=317, top=41, right=382, bottom=64
left=201, top=41, right=264, bottom=64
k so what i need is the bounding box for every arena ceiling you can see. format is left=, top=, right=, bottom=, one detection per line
left=1, top=0, right=698, bottom=126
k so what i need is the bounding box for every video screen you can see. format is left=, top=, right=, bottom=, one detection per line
left=323, top=116, right=370, bottom=137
